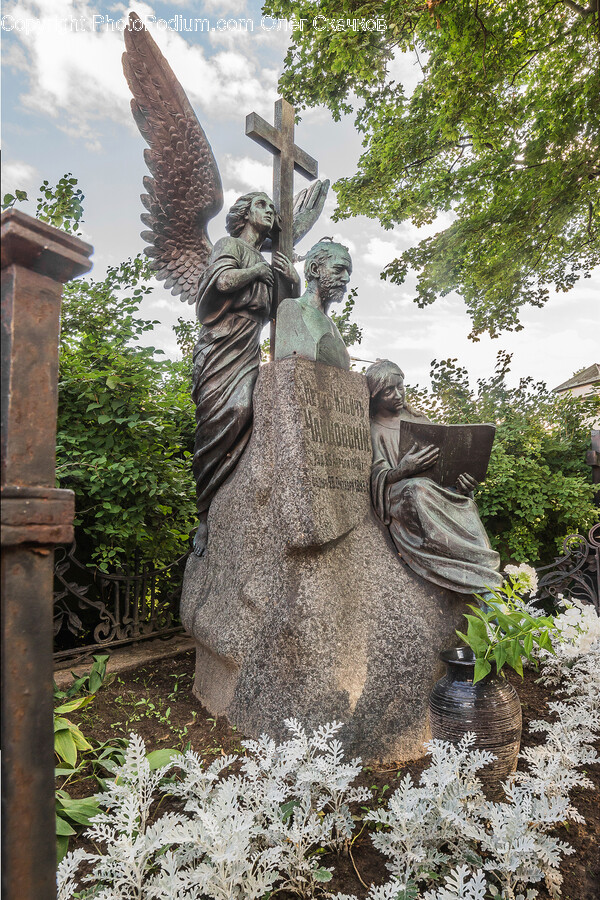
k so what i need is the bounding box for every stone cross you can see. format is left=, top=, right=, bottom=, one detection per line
left=246, top=98, right=318, bottom=355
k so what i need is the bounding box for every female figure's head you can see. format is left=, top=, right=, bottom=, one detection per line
left=225, top=191, right=278, bottom=238
left=366, top=359, right=406, bottom=417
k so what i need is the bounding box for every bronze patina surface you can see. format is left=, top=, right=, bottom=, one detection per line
left=275, top=240, right=352, bottom=371
left=122, top=13, right=328, bottom=555
left=366, top=359, right=502, bottom=594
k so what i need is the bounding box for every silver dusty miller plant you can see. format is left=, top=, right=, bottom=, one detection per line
left=334, top=620, right=600, bottom=900
left=57, top=720, right=369, bottom=899
left=58, top=609, right=599, bottom=900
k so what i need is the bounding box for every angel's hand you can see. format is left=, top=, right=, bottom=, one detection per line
left=272, top=252, right=300, bottom=289
left=292, top=180, right=330, bottom=245
left=455, top=473, right=478, bottom=496
left=252, top=262, right=274, bottom=287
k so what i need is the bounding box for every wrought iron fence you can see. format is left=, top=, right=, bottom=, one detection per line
left=536, top=523, right=599, bottom=613
left=53, top=543, right=190, bottom=662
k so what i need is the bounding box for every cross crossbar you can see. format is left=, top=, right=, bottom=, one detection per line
left=245, top=112, right=318, bottom=181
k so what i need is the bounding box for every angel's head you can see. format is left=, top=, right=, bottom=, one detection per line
left=226, top=192, right=278, bottom=238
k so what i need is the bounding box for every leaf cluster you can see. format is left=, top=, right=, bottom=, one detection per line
left=2, top=173, right=84, bottom=234
left=456, top=573, right=557, bottom=683
left=58, top=721, right=370, bottom=898
left=339, top=630, right=599, bottom=900
left=266, top=0, right=600, bottom=337
left=57, top=628, right=600, bottom=899
left=57, top=256, right=197, bottom=568
left=330, top=287, right=364, bottom=347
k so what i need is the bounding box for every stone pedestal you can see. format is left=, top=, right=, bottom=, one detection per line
left=1, top=210, right=93, bottom=900
left=181, top=357, right=468, bottom=762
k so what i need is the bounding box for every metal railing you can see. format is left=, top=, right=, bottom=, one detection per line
left=53, top=543, right=190, bottom=662
left=536, top=523, right=599, bottom=613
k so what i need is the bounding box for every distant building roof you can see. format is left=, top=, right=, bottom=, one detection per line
left=553, top=364, right=600, bottom=393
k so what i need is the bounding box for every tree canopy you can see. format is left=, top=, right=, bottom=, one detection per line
left=266, top=0, right=600, bottom=338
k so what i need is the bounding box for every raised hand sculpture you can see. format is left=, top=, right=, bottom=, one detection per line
left=122, top=12, right=329, bottom=555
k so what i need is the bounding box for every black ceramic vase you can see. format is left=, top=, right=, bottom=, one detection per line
left=428, top=647, right=522, bottom=798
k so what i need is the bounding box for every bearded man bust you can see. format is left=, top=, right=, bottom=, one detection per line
left=274, top=239, right=352, bottom=370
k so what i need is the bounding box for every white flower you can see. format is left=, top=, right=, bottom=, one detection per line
left=553, top=600, right=600, bottom=658
left=504, top=563, right=539, bottom=596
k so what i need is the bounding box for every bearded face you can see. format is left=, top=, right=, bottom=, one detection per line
left=314, top=250, right=352, bottom=309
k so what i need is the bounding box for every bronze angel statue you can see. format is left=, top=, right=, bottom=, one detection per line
left=122, top=12, right=329, bottom=556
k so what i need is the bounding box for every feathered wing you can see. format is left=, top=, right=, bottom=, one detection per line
left=122, top=11, right=223, bottom=305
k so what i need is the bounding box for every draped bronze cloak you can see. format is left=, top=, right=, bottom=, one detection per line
left=192, top=237, right=271, bottom=515
left=370, top=409, right=502, bottom=594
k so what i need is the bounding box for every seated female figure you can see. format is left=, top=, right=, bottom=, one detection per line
left=366, top=360, right=502, bottom=594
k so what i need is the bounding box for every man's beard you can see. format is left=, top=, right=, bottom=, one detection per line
left=320, top=274, right=346, bottom=308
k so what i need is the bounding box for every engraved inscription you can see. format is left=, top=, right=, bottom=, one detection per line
left=299, top=383, right=365, bottom=417
left=311, top=475, right=366, bottom=493
left=297, top=372, right=371, bottom=496
left=303, top=409, right=371, bottom=453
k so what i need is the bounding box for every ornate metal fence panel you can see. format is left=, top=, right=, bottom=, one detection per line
left=536, top=523, right=599, bottom=614
left=53, top=543, right=190, bottom=662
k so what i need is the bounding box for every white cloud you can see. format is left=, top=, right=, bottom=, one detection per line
left=2, top=0, right=279, bottom=146
left=1, top=159, right=39, bottom=192
left=198, top=0, right=249, bottom=12
left=222, top=155, right=272, bottom=193
left=386, top=48, right=425, bottom=98
left=364, top=236, right=403, bottom=268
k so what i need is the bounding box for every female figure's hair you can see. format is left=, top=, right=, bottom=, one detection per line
left=366, top=359, right=422, bottom=417
left=225, top=191, right=278, bottom=238
left=366, top=359, right=404, bottom=399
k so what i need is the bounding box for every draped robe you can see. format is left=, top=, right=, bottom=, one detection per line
left=370, top=408, right=502, bottom=594
left=192, top=236, right=271, bottom=517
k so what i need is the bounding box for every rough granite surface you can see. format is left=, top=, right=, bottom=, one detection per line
left=181, top=356, right=469, bottom=762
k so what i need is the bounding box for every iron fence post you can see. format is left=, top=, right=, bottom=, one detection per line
left=1, top=210, right=93, bottom=899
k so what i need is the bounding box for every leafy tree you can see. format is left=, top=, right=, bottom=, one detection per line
left=2, top=172, right=84, bottom=233
left=3, top=175, right=196, bottom=568
left=330, top=287, right=363, bottom=347
left=57, top=256, right=196, bottom=568
left=266, top=0, right=600, bottom=338
left=406, top=351, right=599, bottom=563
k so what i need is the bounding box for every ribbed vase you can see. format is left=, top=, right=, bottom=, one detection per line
left=428, top=647, right=522, bottom=798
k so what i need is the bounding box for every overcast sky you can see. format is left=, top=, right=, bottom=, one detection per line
left=2, top=0, right=598, bottom=393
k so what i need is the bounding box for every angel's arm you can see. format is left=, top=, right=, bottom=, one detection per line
left=217, top=262, right=274, bottom=292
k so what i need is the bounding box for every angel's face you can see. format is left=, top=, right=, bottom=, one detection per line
left=246, top=194, right=276, bottom=233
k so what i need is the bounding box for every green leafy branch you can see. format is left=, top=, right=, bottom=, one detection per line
left=456, top=571, right=558, bottom=683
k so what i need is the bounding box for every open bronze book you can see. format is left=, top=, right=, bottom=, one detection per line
left=398, top=422, right=496, bottom=487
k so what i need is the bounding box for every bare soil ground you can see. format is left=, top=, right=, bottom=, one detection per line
left=63, top=649, right=600, bottom=900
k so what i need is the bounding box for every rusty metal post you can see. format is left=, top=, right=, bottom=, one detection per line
left=1, top=210, right=93, bottom=899
left=587, top=429, right=600, bottom=506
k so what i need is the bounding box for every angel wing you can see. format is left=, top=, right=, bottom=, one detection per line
left=122, top=11, right=223, bottom=305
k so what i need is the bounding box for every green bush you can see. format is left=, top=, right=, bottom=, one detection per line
left=57, top=255, right=197, bottom=568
